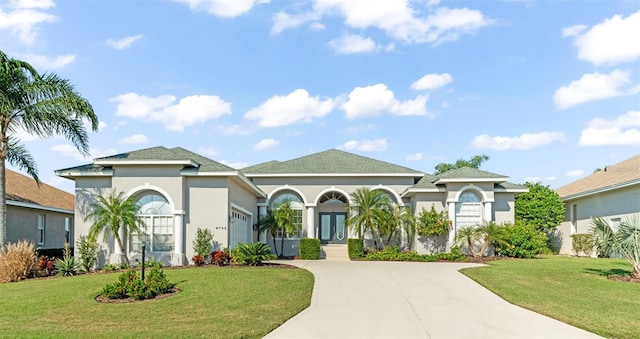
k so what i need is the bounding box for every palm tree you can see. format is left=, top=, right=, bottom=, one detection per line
left=84, top=191, right=145, bottom=267
left=592, top=214, right=640, bottom=279
left=345, top=187, right=392, bottom=250
left=476, top=221, right=509, bottom=257
left=256, top=209, right=280, bottom=257
left=273, top=200, right=300, bottom=257
left=455, top=226, right=481, bottom=257
left=0, top=50, right=98, bottom=245
left=379, top=204, right=415, bottom=249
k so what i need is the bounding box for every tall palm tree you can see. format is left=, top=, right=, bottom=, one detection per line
left=592, top=214, right=640, bottom=278
left=345, top=187, right=392, bottom=250
left=0, top=50, right=98, bottom=245
left=378, top=204, right=415, bottom=249
left=84, top=191, right=144, bottom=267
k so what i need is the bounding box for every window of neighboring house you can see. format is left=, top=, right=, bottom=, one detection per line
left=64, top=217, right=72, bottom=244
left=271, top=193, right=304, bottom=239
left=571, top=204, right=578, bottom=234
left=37, top=214, right=46, bottom=244
left=610, top=217, right=622, bottom=232
left=131, top=193, right=174, bottom=252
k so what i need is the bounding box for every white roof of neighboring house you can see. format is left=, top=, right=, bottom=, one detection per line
left=556, top=155, right=640, bottom=201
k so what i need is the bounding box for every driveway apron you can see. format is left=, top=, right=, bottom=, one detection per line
left=265, top=260, right=601, bottom=339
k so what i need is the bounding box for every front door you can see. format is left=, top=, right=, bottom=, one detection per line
left=319, top=212, right=348, bottom=244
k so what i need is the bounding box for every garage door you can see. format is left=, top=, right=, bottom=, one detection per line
left=229, top=209, right=251, bottom=249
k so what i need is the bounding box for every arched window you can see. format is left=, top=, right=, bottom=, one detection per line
left=131, top=192, right=173, bottom=252
left=456, top=190, right=482, bottom=229
left=319, top=192, right=348, bottom=204
left=271, top=192, right=304, bottom=239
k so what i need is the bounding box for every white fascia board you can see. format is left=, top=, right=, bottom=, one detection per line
left=7, top=200, right=73, bottom=214
left=244, top=172, right=423, bottom=178
left=434, top=177, right=508, bottom=184
left=94, top=159, right=199, bottom=167
left=400, top=187, right=442, bottom=197
left=494, top=188, right=528, bottom=193
left=54, top=169, right=114, bottom=178
left=561, top=179, right=640, bottom=202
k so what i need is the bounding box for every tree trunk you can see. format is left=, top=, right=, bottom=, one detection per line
left=271, top=232, right=279, bottom=257
left=479, top=239, right=491, bottom=258
left=0, top=156, right=5, bottom=246
left=114, top=233, right=130, bottom=267
left=633, top=264, right=640, bottom=279
left=280, top=227, right=285, bottom=258
left=467, top=238, right=478, bottom=257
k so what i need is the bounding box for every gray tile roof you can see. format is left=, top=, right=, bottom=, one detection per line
left=241, top=149, right=423, bottom=175
left=61, top=146, right=236, bottom=173
left=435, top=167, right=508, bottom=180
left=411, top=175, right=439, bottom=189
left=241, top=160, right=280, bottom=173
left=495, top=182, right=528, bottom=190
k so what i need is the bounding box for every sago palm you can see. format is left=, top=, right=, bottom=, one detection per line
left=0, top=50, right=98, bottom=245
left=591, top=214, right=640, bottom=278
left=85, top=191, right=145, bottom=267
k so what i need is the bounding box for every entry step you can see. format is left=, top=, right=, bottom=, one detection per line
left=320, top=244, right=349, bottom=260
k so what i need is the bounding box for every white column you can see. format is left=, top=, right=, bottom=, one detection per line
left=174, top=212, right=184, bottom=255
left=448, top=202, right=456, bottom=244
left=258, top=205, right=267, bottom=242
left=306, top=206, right=315, bottom=238
left=484, top=202, right=493, bottom=222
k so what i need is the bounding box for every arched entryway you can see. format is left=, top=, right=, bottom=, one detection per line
left=317, top=191, right=349, bottom=244
left=131, top=191, right=174, bottom=253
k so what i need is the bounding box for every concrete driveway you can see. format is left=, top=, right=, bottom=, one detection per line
left=265, top=260, right=600, bottom=339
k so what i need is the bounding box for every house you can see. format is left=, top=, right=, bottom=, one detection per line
left=55, top=146, right=526, bottom=266
left=4, top=169, right=75, bottom=254
left=555, top=155, right=640, bottom=255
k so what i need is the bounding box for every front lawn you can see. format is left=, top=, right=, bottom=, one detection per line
left=461, top=256, right=640, bottom=338
left=0, top=266, right=314, bottom=338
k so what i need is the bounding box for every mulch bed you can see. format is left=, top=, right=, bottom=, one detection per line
left=608, top=275, right=640, bottom=283
left=95, top=288, right=180, bottom=303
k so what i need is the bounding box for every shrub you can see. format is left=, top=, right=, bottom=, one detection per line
left=299, top=238, right=321, bottom=260
left=192, top=255, right=205, bottom=267
left=571, top=233, right=594, bottom=257
left=77, top=235, right=98, bottom=273
left=102, top=263, right=118, bottom=271
left=232, top=243, right=275, bottom=266
left=363, top=246, right=466, bottom=262
left=37, top=255, right=56, bottom=276
left=495, top=221, right=548, bottom=258
left=210, top=251, right=231, bottom=266
left=416, top=205, right=451, bottom=237
left=55, top=243, right=81, bottom=276
left=192, top=228, right=214, bottom=260
left=432, top=246, right=466, bottom=261
left=0, top=240, right=37, bottom=282
left=101, top=267, right=175, bottom=300
left=145, top=257, right=163, bottom=268
left=348, top=238, right=365, bottom=259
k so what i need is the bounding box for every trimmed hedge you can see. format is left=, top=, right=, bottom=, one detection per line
left=495, top=221, right=548, bottom=258
left=363, top=246, right=466, bottom=262
left=571, top=233, right=594, bottom=257
left=299, top=239, right=321, bottom=260
left=348, top=238, right=365, bottom=259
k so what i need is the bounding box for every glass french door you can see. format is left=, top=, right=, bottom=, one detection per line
left=319, top=212, right=347, bottom=244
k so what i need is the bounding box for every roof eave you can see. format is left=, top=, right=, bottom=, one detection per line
left=434, top=177, right=508, bottom=184
left=560, top=179, right=640, bottom=201
left=94, top=159, right=199, bottom=167
left=245, top=172, right=423, bottom=178
left=54, top=168, right=114, bottom=179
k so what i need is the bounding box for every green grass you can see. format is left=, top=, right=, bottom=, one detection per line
left=461, top=256, right=640, bottom=338
left=0, top=266, right=314, bottom=338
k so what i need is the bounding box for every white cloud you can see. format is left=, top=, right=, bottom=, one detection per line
left=119, top=134, right=148, bottom=145
left=309, top=22, right=325, bottom=31
left=175, top=0, right=269, bottom=18
left=110, top=92, right=231, bottom=131
left=328, top=34, right=378, bottom=54
left=343, top=123, right=377, bottom=135
left=406, top=152, right=423, bottom=161
left=561, top=24, right=586, bottom=37
left=197, top=147, right=219, bottom=157
left=566, top=10, right=640, bottom=65
left=341, top=84, right=430, bottom=119
left=244, top=89, right=334, bottom=128
left=20, top=53, right=76, bottom=69
left=565, top=169, right=584, bottom=177
left=106, top=34, right=143, bottom=50
left=553, top=70, right=633, bottom=109
left=578, top=111, right=640, bottom=146
left=215, top=124, right=255, bottom=136
left=471, top=131, right=566, bottom=151
left=51, top=144, right=117, bottom=161
left=339, top=138, right=388, bottom=152
left=411, top=73, right=453, bottom=91
left=272, top=1, right=491, bottom=45
left=0, top=0, right=57, bottom=45
left=220, top=160, right=249, bottom=169
left=253, top=138, right=280, bottom=151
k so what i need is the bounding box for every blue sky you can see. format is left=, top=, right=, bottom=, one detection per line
left=1, top=0, right=639, bottom=193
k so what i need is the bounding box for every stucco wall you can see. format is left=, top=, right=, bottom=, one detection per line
left=6, top=205, right=72, bottom=250
left=494, top=193, right=515, bottom=223
left=556, top=184, right=640, bottom=255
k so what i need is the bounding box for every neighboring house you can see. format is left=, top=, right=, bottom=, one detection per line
left=555, top=155, right=640, bottom=255
left=55, top=146, right=526, bottom=266
left=4, top=169, right=75, bottom=251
